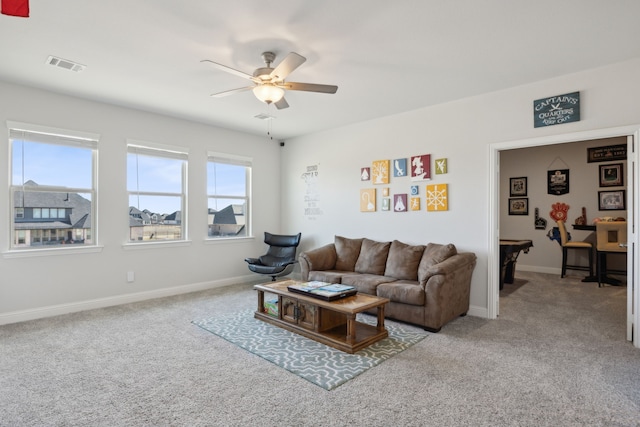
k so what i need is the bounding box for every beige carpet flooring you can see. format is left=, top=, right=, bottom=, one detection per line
left=0, top=271, right=639, bottom=426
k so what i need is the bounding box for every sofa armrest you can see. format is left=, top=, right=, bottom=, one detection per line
left=299, top=243, right=337, bottom=280
left=420, top=252, right=477, bottom=284
left=422, top=252, right=477, bottom=331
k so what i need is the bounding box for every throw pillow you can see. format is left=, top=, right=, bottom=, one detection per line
left=385, top=240, right=426, bottom=281
left=418, top=243, right=457, bottom=282
left=354, top=238, right=392, bottom=275
left=334, top=236, right=364, bottom=271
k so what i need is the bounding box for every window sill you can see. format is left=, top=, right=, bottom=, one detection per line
left=3, top=245, right=104, bottom=259
left=122, top=240, right=192, bottom=250
left=204, top=236, right=255, bottom=245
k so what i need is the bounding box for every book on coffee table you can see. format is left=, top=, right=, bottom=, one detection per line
left=287, top=281, right=357, bottom=301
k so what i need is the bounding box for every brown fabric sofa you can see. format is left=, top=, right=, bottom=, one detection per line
left=298, top=236, right=477, bottom=332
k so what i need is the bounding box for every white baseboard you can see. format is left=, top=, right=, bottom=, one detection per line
left=516, top=264, right=562, bottom=275
left=467, top=304, right=487, bottom=318
left=0, top=271, right=497, bottom=325
left=0, top=274, right=257, bottom=326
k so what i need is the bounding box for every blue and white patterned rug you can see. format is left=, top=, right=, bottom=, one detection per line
left=193, top=310, right=428, bottom=390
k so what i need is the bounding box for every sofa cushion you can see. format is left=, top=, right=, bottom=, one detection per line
left=355, top=239, right=391, bottom=275
left=377, top=280, right=425, bottom=306
left=385, top=240, right=425, bottom=280
left=299, top=244, right=337, bottom=272
left=334, top=236, right=363, bottom=271
left=418, top=243, right=457, bottom=283
left=308, top=270, right=344, bottom=284
left=341, top=273, right=397, bottom=295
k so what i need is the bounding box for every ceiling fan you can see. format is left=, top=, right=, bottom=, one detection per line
left=201, top=51, right=338, bottom=109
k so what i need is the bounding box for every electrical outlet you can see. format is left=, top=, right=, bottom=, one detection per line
left=127, top=271, right=135, bottom=283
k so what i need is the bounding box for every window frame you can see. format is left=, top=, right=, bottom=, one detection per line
left=7, top=121, right=99, bottom=253
left=206, top=152, right=252, bottom=240
left=126, top=140, right=189, bottom=245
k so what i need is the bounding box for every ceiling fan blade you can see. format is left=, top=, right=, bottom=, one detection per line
left=270, top=52, right=306, bottom=81
left=279, top=82, right=338, bottom=94
left=274, top=97, right=289, bottom=109
left=201, top=59, right=257, bottom=81
left=210, top=86, right=255, bottom=98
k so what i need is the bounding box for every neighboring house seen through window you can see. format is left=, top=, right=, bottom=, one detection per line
left=207, top=153, right=251, bottom=239
left=127, top=142, right=188, bottom=243
left=8, top=122, right=98, bottom=249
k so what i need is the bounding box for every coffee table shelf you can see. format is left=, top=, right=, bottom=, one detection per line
left=254, top=280, right=389, bottom=354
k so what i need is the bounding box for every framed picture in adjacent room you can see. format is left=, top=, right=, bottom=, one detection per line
left=547, top=169, right=569, bottom=195
left=509, top=177, right=527, bottom=196
left=508, top=198, right=529, bottom=215
left=599, top=163, right=623, bottom=187
left=587, top=144, right=627, bottom=163
left=598, top=190, right=626, bottom=211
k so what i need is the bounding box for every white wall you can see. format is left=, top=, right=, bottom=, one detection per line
left=500, top=137, right=627, bottom=274
left=281, top=58, right=640, bottom=317
left=0, top=81, right=282, bottom=323
left=3, top=57, right=640, bottom=323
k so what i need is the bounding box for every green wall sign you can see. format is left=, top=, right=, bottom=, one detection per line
left=533, top=91, right=580, bottom=128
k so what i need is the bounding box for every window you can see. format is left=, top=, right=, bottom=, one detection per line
left=127, top=142, right=188, bottom=243
left=207, top=153, right=251, bottom=238
left=9, top=122, right=98, bottom=249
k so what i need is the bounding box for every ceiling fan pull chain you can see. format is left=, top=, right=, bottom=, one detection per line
left=267, top=104, right=273, bottom=140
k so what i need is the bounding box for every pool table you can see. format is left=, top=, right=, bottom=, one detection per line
left=499, top=239, right=534, bottom=290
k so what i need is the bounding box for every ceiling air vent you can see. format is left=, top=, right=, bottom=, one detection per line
left=46, top=55, right=86, bottom=72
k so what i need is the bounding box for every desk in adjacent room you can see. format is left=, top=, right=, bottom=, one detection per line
left=571, top=224, right=599, bottom=283
left=566, top=224, right=625, bottom=285
left=499, top=239, right=534, bottom=290
left=571, top=224, right=596, bottom=231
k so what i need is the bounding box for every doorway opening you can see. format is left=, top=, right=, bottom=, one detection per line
left=488, top=126, right=639, bottom=348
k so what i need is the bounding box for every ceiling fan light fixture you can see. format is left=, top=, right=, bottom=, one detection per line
left=204, top=51, right=336, bottom=109
left=253, top=84, right=284, bottom=104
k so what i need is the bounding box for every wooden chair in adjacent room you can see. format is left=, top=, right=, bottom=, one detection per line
left=556, top=220, right=594, bottom=278
left=595, top=221, right=627, bottom=287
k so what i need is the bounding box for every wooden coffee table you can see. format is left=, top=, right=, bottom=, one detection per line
left=254, top=279, right=389, bottom=354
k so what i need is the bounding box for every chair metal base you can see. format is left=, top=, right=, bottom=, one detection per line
left=247, top=263, right=296, bottom=282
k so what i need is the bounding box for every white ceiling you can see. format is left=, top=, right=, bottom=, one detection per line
left=2, top=1, right=640, bottom=140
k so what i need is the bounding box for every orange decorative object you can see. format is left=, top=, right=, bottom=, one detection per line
left=550, top=202, right=570, bottom=222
